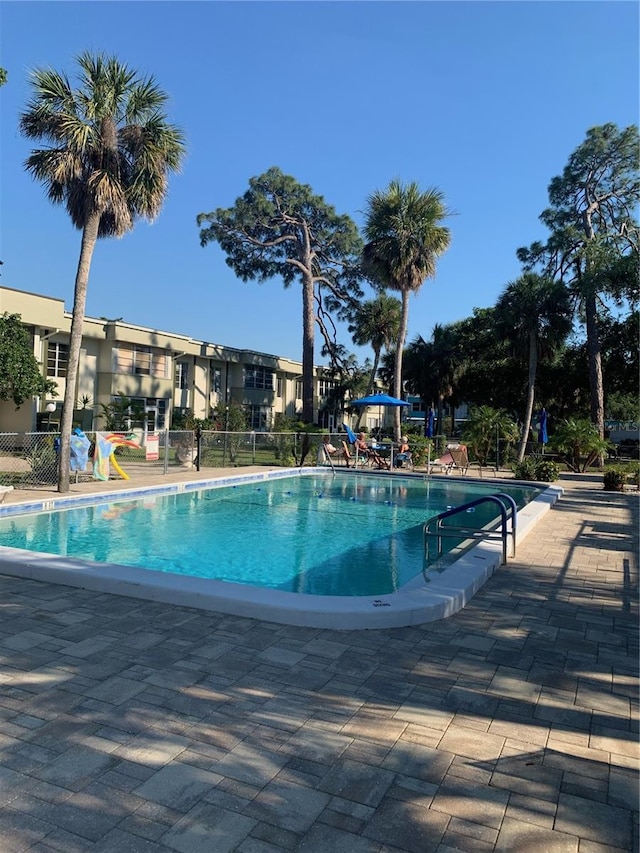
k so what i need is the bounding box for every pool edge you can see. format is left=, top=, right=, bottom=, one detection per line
left=0, top=471, right=562, bottom=630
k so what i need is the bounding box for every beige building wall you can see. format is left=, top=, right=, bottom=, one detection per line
left=1, top=285, right=344, bottom=432
left=0, top=400, right=32, bottom=432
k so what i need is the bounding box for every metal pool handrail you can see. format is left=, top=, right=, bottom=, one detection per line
left=320, top=443, right=336, bottom=477
left=424, top=492, right=518, bottom=567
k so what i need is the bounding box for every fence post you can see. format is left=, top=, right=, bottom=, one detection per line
left=163, top=429, right=169, bottom=474
left=195, top=427, right=201, bottom=472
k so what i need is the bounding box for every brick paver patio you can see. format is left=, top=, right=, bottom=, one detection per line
left=0, top=472, right=637, bottom=852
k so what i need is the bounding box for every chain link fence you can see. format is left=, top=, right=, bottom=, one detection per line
left=0, top=429, right=526, bottom=490
left=0, top=430, right=335, bottom=489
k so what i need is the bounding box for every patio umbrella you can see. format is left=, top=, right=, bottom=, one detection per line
left=425, top=407, right=435, bottom=438
left=351, top=393, right=410, bottom=407
left=350, top=393, right=409, bottom=438
left=538, top=408, right=548, bottom=449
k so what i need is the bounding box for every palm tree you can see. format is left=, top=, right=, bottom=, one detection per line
left=362, top=180, right=451, bottom=440
left=403, top=325, right=460, bottom=436
left=348, top=293, right=401, bottom=426
left=495, top=272, right=572, bottom=461
left=20, top=52, right=185, bottom=492
left=462, top=405, right=519, bottom=471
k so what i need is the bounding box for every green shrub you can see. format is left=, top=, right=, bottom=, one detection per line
left=534, top=459, right=560, bottom=482
left=550, top=418, right=612, bottom=472
left=603, top=466, right=627, bottom=491
left=511, top=458, right=538, bottom=480
left=512, top=456, right=560, bottom=482
left=403, top=435, right=431, bottom=468
left=462, top=406, right=519, bottom=468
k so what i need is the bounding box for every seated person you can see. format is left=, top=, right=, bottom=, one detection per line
left=355, top=432, right=389, bottom=468
left=395, top=436, right=412, bottom=467
left=317, top=435, right=350, bottom=467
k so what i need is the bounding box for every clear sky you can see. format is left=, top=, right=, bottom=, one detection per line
left=1, top=1, right=638, bottom=365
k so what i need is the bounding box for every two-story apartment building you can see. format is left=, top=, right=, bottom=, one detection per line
left=0, top=285, right=347, bottom=434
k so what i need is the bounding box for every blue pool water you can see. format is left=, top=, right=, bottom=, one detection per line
left=0, top=474, right=540, bottom=596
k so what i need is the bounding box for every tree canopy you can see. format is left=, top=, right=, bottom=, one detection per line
left=197, top=167, right=363, bottom=423
left=0, top=313, right=57, bottom=407
left=518, top=123, right=639, bottom=438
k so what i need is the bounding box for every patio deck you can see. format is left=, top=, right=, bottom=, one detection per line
left=0, top=471, right=637, bottom=852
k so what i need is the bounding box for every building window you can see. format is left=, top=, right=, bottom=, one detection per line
left=247, top=405, right=270, bottom=430
left=411, top=401, right=423, bottom=413
left=277, top=377, right=284, bottom=398
left=244, top=365, right=274, bottom=390
left=156, top=399, right=167, bottom=430
left=318, top=378, right=335, bottom=397
left=113, top=344, right=168, bottom=378
left=212, top=367, right=222, bottom=394
left=295, top=380, right=303, bottom=400
left=47, top=342, right=69, bottom=378
left=175, top=361, right=189, bottom=389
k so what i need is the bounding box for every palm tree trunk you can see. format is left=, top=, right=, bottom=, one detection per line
left=581, top=215, right=605, bottom=446
left=58, top=212, right=100, bottom=493
left=517, top=331, right=538, bottom=462
left=356, top=347, right=381, bottom=430
left=437, top=396, right=445, bottom=437
left=393, top=291, right=410, bottom=441
left=585, top=291, right=605, bottom=440
left=301, top=272, right=315, bottom=424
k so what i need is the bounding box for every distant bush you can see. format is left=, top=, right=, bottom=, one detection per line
left=602, top=462, right=639, bottom=491
left=512, top=456, right=560, bottom=482
left=550, top=418, right=611, bottom=472
left=603, top=466, right=627, bottom=492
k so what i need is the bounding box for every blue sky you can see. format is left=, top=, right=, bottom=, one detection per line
left=1, top=1, right=638, bottom=365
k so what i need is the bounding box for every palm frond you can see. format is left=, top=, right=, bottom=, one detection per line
left=21, top=52, right=185, bottom=237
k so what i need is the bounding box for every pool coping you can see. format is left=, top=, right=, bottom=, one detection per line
left=0, top=468, right=563, bottom=629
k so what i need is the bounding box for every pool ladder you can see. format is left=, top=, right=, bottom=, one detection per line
left=424, top=493, right=518, bottom=567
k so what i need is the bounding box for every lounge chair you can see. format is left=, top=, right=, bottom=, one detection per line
left=0, top=485, right=14, bottom=503
left=317, top=439, right=351, bottom=467
left=429, top=448, right=455, bottom=475
left=428, top=443, right=469, bottom=475
left=447, top=444, right=470, bottom=475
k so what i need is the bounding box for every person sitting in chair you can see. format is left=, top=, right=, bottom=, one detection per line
left=355, top=432, right=389, bottom=469
left=394, top=436, right=412, bottom=468
left=318, top=435, right=350, bottom=467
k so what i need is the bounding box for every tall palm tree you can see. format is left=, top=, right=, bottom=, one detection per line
left=362, top=180, right=451, bottom=439
left=348, top=293, right=401, bottom=426
left=495, top=272, right=573, bottom=461
left=20, top=52, right=185, bottom=492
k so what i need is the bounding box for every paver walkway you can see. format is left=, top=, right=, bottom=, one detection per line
left=0, top=473, right=637, bottom=852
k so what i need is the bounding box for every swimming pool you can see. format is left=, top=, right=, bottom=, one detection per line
left=0, top=469, right=561, bottom=628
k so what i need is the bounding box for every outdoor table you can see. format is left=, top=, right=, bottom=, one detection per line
left=370, top=444, right=392, bottom=468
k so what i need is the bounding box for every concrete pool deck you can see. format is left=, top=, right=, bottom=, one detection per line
left=0, top=470, right=637, bottom=852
